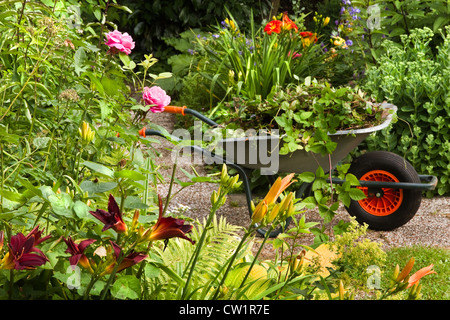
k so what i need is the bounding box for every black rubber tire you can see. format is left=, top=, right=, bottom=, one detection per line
left=346, top=151, right=422, bottom=230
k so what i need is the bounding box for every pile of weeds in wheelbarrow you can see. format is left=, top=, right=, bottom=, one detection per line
left=218, top=77, right=386, bottom=156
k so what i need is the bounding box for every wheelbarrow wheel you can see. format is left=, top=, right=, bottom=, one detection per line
left=346, top=151, right=422, bottom=230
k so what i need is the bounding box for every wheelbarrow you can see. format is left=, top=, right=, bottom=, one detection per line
left=138, top=104, right=438, bottom=237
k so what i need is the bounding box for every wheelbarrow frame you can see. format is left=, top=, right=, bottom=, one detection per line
left=139, top=105, right=438, bottom=237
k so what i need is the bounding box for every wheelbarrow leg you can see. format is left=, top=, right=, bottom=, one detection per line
left=190, top=145, right=288, bottom=237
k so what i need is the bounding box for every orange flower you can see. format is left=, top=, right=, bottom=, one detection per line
left=396, top=257, right=415, bottom=282
left=251, top=200, right=268, bottom=225
left=264, top=20, right=282, bottom=35
left=281, top=13, right=298, bottom=31
left=300, top=31, right=318, bottom=47
left=407, top=264, right=436, bottom=288
left=264, top=173, right=296, bottom=205
left=251, top=173, right=296, bottom=224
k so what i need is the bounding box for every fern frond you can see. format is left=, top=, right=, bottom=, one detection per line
left=147, top=214, right=246, bottom=299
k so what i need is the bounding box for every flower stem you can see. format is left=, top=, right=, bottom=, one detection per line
left=181, top=189, right=225, bottom=299
left=211, top=230, right=252, bottom=299
left=238, top=224, right=274, bottom=288
left=162, top=159, right=177, bottom=216
left=83, top=273, right=100, bottom=300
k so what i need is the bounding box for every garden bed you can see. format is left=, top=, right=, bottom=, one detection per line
left=147, top=111, right=450, bottom=260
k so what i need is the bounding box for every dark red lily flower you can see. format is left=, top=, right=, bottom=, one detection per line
left=27, top=225, right=52, bottom=245
left=142, top=195, right=195, bottom=245
left=63, top=236, right=96, bottom=273
left=103, top=241, right=147, bottom=274
left=1, top=232, right=49, bottom=270
left=89, top=194, right=128, bottom=234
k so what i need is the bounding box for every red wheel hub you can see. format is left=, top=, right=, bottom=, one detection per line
left=358, top=170, right=403, bottom=216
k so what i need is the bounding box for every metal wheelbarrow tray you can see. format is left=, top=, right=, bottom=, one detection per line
left=139, top=104, right=437, bottom=237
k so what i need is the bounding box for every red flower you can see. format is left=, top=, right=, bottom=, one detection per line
left=281, top=13, right=298, bottom=31
left=90, top=194, right=128, bottom=234
left=299, top=31, right=313, bottom=37
left=264, top=20, right=282, bottom=35
left=27, top=225, right=52, bottom=245
left=63, top=236, right=96, bottom=273
left=103, top=241, right=147, bottom=274
left=0, top=227, right=50, bottom=270
left=142, top=195, right=195, bottom=245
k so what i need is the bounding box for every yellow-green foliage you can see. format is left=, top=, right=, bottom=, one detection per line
left=332, top=219, right=387, bottom=286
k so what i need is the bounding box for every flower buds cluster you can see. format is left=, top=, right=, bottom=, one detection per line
left=79, top=121, right=95, bottom=144
left=220, top=164, right=241, bottom=190
left=387, top=257, right=436, bottom=299
left=289, top=250, right=305, bottom=276
left=261, top=191, right=295, bottom=226
left=313, top=13, right=330, bottom=27
left=211, top=165, right=242, bottom=207
left=250, top=173, right=296, bottom=226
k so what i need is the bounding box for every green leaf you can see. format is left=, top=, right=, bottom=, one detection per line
left=124, top=196, right=149, bottom=209
left=344, top=173, right=360, bottom=186
left=253, top=275, right=311, bottom=300
left=119, top=52, right=136, bottom=70
left=82, top=161, right=114, bottom=178
left=82, top=71, right=104, bottom=95
left=144, top=263, right=161, bottom=279
left=48, top=193, right=74, bottom=218
left=0, top=189, right=26, bottom=203
left=73, top=200, right=90, bottom=219
left=339, top=192, right=351, bottom=207
left=111, top=275, right=141, bottom=300
left=157, top=264, right=186, bottom=287
left=33, top=137, right=50, bottom=149
left=80, top=181, right=118, bottom=194
left=74, top=47, right=88, bottom=75
left=18, top=178, right=43, bottom=199
left=348, top=188, right=366, bottom=201
left=298, top=172, right=315, bottom=183
left=274, top=116, right=287, bottom=127
left=114, top=170, right=146, bottom=181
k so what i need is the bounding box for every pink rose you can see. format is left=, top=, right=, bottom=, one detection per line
left=142, top=86, right=171, bottom=113
left=104, top=30, right=135, bottom=55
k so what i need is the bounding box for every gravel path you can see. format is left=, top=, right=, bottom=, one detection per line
left=145, top=112, right=450, bottom=260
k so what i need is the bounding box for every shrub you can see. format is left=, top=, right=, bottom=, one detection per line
left=362, top=27, right=450, bottom=195
left=115, top=0, right=272, bottom=58
left=332, top=219, right=387, bottom=288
